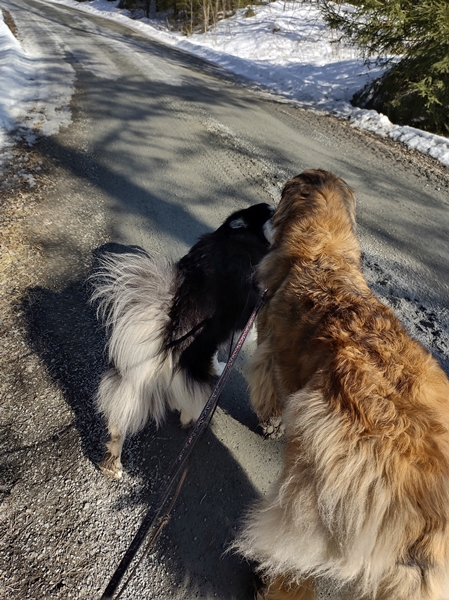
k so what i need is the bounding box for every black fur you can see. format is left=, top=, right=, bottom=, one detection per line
left=165, top=202, right=275, bottom=382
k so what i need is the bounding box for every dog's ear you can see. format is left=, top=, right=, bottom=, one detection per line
left=229, top=217, right=247, bottom=229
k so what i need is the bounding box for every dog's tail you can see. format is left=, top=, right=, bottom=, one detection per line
left=91, top=251, right=178, bottom=434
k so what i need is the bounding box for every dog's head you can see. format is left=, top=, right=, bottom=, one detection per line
left=222, top=203, right=275, bottom=246
left=258, top=170, right=359, bottom=293
left=271, top=169, right=356, bottom=246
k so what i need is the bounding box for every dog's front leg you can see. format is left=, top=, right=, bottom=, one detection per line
left=248, top=339, right=285, bottom=439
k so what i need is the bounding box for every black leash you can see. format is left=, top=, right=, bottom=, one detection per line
left=164, top=318, right=207, bottom=349
left=112, top=464, right=190, bottom=600
left=100, top=290, right=267, bottom=600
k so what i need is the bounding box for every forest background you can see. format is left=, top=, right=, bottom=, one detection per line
left=94, top=0, right=449, bottom=135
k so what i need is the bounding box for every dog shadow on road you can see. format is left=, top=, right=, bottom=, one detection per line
left=22, top=243, right=161, bottom=464
left=22, top=278, right=106, bottom=463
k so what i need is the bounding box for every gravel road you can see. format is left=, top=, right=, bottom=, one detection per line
left=1, top=1, right=448, bottom=599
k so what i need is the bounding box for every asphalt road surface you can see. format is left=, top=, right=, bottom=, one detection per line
left=1, top=1, right=449, bottom=599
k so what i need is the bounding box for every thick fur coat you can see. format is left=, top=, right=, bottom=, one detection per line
left=91, top=203, right=274, bottom=478
left=236, top=170, right=449, bottom=600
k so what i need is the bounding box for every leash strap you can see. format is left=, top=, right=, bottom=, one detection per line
left=113, top=464, right=190, bottom=600
left=101, top=290, right=267, bottom=600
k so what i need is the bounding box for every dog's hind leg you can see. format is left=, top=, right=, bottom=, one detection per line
left=96, top=366, right=158, bottom=479
left=96, top=368, right=129, bottom=479
left=248, top=339, right=285, bottom=439
left=100, top=423, right=125, bottom=480
left=257, top=576, right=316, bottom=600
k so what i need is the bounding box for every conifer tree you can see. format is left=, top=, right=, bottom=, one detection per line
left=320, top=0, right=449, bottom=134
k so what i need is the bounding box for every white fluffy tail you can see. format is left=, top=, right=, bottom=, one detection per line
left=92, top=251, right=210, bottom=443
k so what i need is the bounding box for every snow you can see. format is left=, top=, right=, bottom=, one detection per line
left=0, top=5, right=74, bottom=167
left=1, top=0, right=449, bottom=168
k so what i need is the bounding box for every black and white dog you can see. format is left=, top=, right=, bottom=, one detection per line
left=92, top=203, right=274, bottom=478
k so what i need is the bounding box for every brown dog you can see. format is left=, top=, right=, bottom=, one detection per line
left=236, top=170, right=449, bottom=599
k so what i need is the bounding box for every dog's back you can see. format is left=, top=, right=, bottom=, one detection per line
left=282, top=279, right=449, bottom=598
left=238, top=170, right=449, bottom=600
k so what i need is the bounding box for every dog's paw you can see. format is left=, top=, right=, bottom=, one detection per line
left=214, top=361, right=226, bottom=376
left=99, top=451, right=123, bottom=480
left=259, top=415, right=285, bottom=440
left=212, top=353, right=226, bottom=377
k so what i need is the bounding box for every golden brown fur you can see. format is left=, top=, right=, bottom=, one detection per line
left=236, top=170, right=449, bottom=599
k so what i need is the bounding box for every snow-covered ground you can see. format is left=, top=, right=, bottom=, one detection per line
left=1, top=0, right=449, bottom=168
